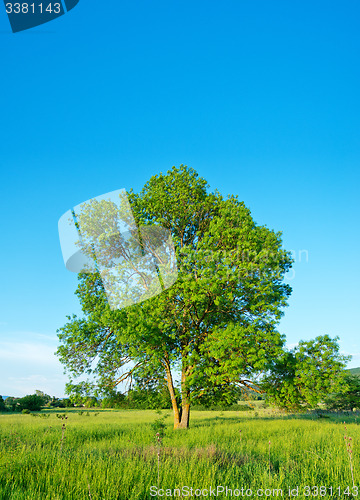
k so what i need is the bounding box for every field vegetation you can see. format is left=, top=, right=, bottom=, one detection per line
left=0, top=407, right=359, bottom=499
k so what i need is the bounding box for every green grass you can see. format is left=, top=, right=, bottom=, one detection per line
left=0, top=408, right=359, bottom=499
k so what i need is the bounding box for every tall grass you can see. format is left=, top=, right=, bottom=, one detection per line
left=0, top=408, right=359, bottom=499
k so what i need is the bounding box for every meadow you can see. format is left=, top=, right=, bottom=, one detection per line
left=0, top=408, right=359, bottom=499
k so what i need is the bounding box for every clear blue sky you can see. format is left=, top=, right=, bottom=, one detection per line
left=1, top=0, right=359, bottom=397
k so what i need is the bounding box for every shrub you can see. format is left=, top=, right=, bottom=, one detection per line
left=150, top=415, right=167, bottom=438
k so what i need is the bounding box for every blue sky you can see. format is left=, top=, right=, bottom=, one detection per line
left=0, top=0, right=359, bottom=397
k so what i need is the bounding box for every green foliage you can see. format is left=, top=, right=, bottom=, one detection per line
left=84, top=397, right=99, bottom=408
left=101, top=392, right=126, bottom=409
left=349, top=367, right=360, bottom=376
left=125, top=388, right=170, bottom=410
left=3, top=392, right=59, bottom=412
left=62, top=398, right=74, bottom=408
left=3, top=394, right=44, bottom=412
left=0, top=396, right=6, bottom=412
left=100, top=385, right=173, bottom=410
left=57, top=165, right=293, bottom=427
left=4, top=397, right=21, bottom=412
left=262, top=335, right=350, bottom=411
left=191, top=403, right=253, bottom=411
left=18, top=394, right=44, bottom=412
left=56, top=413, right=68, bottom=419
left=194, top=382, right=248, bottom=407
left=49, top=397, right=66, bottom=408
left=34, top=390, right=51, bottom=405
left=325, top=374, right=360, bottom=411
left=31, top=413, right=50, bottom=418
left=65, top=381, right=96, bottom=406
left=22, top=409, right=31, bottom=414
left=150, top=413, right=168, bottom=438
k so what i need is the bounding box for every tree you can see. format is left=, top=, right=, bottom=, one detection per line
left=0, top=396, right=6, bottom=412
left=57, top=165, right=293, bottom=428
left=101, top=392, right=127, bottom=409
left=261, top=335, right=350, bottom=411
left=325, top=373, right=360, bottom=411
left=62, top=398, right=74, bottom=408
left=84, top=396, right=99, bottom=408
left=35, top=390, right=51, bottom=405
left=124, top=384, right=172, bottom=410
left=49, top=397, right=67, bottom=408
left=5, top=397, right=21, bottom=412
left=18, top=394, right=44, bottom=411
left=65, top=381, right=96, bottom=406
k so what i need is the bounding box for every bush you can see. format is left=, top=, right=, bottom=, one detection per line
left=150, top=414, right=167, bottom=438
left=22, top=409, right=31, bottom=414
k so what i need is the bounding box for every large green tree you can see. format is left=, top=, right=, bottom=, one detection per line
left=57, top=165, right=293, bottom=428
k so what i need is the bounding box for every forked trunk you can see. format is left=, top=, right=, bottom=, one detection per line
left=165, top=359, right=191, bottom=429
left=176, top=365, right=191, bottom=429
left=165, top=361, right=181, bottom=428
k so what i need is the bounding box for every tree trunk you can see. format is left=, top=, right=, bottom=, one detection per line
left=177, top=402, right=190, bottom=428
left=175, top=364, right=191, bottom=429
left=164, top=360, right=191, bottom=429
left=164, top=361, right=181, bottom=428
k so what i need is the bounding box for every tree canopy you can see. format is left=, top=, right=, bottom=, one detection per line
left=325, top=372, right=360, bottom=411
left=261, top=335, right=350, bottom=411
left=57, top=165, right=294, bottom=428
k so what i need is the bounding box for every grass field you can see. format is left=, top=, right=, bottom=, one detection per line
left=0, top=408, right=359, bottom=499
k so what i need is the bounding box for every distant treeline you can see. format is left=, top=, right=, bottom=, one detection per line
left=1, top=368, right=359, bottom=413
left=0, top=386, right=260, bottom=412
left=0, top=392, right=73, bottom=412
